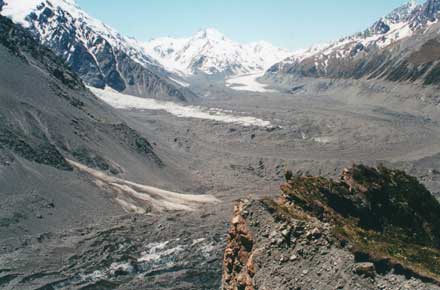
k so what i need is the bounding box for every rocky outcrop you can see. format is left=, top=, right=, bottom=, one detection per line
left=0, top=124, right=72, bottom=171
left=222, top=165, right=440, bottom=289
left=223, top=200, right=255, bottom=290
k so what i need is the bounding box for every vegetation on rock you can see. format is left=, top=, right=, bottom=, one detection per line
left=281, top=164, right=440, bottom=282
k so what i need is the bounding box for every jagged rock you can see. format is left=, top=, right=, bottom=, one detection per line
left=354, top=262, right=376, bottom=278
left=281, top=228, right=290, bottom=237
left=289, top=255, right=298, bottom=261
left=222, top=165, right=440, bottom=290
left=306, top=227, right=322, bottom=240
left=223, top=201, right=255, bottom=290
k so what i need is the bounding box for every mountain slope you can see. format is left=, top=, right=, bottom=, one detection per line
left=143, top=28, right=291, bottom=77
left=267, top=0, right=440, bottom=86
left=0, top=12, right=222, bottom=289
left=0, top=11, right=205, bottom=239
left=1, top=0, right=196, bottom=101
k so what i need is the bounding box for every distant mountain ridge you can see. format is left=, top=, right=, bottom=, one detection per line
left=143, top=28, right=291, bottom=77
left=267, top=0, right=440, bottom=86
left=1, top=0, right=196, bottom=101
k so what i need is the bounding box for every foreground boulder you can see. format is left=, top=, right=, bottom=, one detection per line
left=222, top=165, right=440, bottom=290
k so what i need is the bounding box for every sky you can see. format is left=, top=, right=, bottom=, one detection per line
left=75, top=0, right=422, bottom=50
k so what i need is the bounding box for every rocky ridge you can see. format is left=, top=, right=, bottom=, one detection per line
left=222, top=165, right=440, bottom=290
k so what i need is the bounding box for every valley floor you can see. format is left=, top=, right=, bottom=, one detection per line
left=3, top=78, right=440, bottom=289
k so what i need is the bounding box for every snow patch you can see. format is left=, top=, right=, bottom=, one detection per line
left=67, top=159, right=220, bottom=212
left=138, top=241, right=184, bottom=263
left=191, top=238, right=206, bottom=245
left=169, top=77, right=190, bottom=88
left=226, top=72, right=276, bottom=93
left=109, top=262, right=135, bottom=275
left=1, top=0, right=43, bottom=27
left=312, top=137, right=332, bottom=144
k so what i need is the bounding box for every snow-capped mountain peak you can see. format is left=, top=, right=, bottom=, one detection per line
left=1, top=0, right=154, bottom=64
left=194, top=27, right=227, bottom=41
left=3, top=0, right=80, bottom=28
left=381, top=0, right=418, bottom=24
left=143, top=28, right=291, bottom=77
left=0, top=0, right=196, bottom=101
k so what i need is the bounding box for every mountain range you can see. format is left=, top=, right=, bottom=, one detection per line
left=267, top=0, right=440, bottom=86
left=0, top=0, right=292, bottom=97
left=5, top=0, right=440, bottom=93
left=143, top=28, right=291, bottom=77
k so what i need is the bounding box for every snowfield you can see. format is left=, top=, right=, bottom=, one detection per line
left=1, top=0, right=44, bottom=27
left=226, top=72, right=276, bottom=93
left=90, top=87, right=272, bottom=127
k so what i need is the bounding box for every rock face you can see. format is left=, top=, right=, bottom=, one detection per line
left=268, top=0, right=440, bottom=86
left=223, top=200, right=255, bottom=290
left=222, top=165, right=440, bottom=290
left=1, top=0, right=196, bottom=101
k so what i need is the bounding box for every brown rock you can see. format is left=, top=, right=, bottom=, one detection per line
left=354, top=262, right=376, bottom=278
left=222, top=200, right=255, bottom=290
